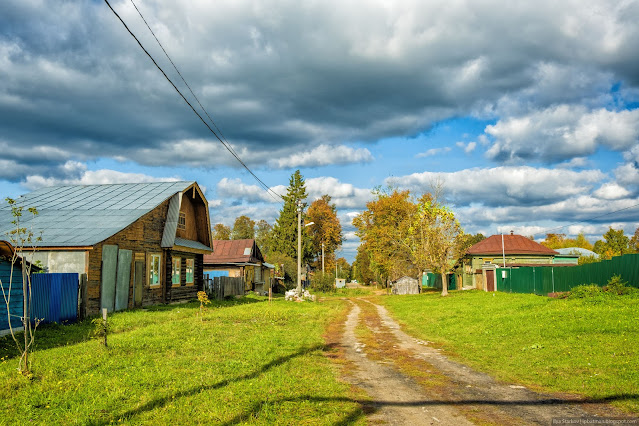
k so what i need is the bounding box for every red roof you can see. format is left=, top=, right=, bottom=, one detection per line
left=203, top=239, right=263, bottom=265
left=467, top=234, right=558, bottom=256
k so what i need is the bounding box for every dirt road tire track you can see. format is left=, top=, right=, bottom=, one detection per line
left=338, top=297, right=628, bottom=425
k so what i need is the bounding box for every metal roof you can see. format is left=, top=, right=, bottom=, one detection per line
left=174, top=237, right=213, bottom=253
left=203, top=239, right=264, bottom=265
left=0, top=181, right=195, bottom=247
left=467, top=234, right=558, bottom=256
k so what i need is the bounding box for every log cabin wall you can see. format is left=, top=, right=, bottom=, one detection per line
left=87, top=200, right=169, bottom=315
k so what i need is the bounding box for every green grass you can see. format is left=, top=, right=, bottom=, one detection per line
left=0, top=296, right=364, bottom=425
left=312, top=287, right=375, bottom=298
left=380, top=290, right=639, bottom=413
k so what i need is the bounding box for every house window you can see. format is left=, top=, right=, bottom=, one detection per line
left=178, top=212, right=186, bottom=230
left=149, top=253, right=161, bottom=287
left=185, top=259, right=194, bottom=285
left=172, top=257, right=181, bottom=285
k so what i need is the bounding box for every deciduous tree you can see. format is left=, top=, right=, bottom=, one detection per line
left=212, top=223, right=231, bottom=240
left=306, top=195, right=343, bottom=271
left=353, top=188, right=416, bottom=285
left=231, top=215, right=255, bottom=240
left=407, top=194, right=463, bottom=296
left=255, top=220, right=273, bottom=255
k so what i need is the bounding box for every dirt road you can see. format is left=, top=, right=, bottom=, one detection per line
left=337, top=297, right=627, bottom=425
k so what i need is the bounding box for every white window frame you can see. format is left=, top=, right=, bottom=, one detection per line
left=149, top=253, right=162, bottom=287
left=172, top=257, right=181, bottom=285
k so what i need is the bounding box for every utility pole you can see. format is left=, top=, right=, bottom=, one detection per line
left=322, top=242, right=325, bottom=274
left=297, top=199, right=302, bottom=295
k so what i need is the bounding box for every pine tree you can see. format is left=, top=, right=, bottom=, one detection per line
left=271, top=170, right=312, bottom=262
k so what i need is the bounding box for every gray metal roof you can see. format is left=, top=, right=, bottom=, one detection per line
left=556, top=247, right=599, bottom=258
left=0, top=181, right=195, bottom=247
left=174, top=237, right=213, bottom=253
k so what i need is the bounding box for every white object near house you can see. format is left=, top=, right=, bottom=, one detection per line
left=335, top=278, right=346, bottom=288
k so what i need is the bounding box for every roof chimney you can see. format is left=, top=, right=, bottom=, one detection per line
left=510, top=230, right=514, bottom=235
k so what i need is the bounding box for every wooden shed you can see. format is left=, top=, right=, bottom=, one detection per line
left=391, top=276, right=420, bottom=295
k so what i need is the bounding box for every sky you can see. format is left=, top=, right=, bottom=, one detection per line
left=1, top=0, right=639, bottom=263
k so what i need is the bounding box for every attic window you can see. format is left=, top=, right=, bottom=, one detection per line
left=178, top=212, right=186, bottom=230
left=243, top=247, right=251, bottom=256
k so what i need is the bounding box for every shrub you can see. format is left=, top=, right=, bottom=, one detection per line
left=311, top=272, right=335, bottom=293
left=604, top=275, right=632, bottom=295
left=568, top=284, right=604, bottom=299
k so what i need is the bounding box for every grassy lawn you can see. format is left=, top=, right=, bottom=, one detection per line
left=379, top=290, right=639, bottom=413
left=0, top=296, right=364, bottom=425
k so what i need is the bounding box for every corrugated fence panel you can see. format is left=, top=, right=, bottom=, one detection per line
left=31, top=273, right=79, bottom=325
left=0, top=261, right=24, bottom=332
left=497, top=253, right=638, bottom=295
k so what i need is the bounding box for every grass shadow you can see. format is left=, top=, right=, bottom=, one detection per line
left=88, top=343, right=334, bottom=425
left=0, top=296, right=265, bottom=359
left=219, top=393, right=639, bottom=425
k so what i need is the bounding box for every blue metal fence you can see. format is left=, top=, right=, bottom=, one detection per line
left=31, top=273, right=79, bottom=324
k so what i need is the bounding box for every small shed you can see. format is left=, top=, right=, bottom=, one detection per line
left=391, top=276, right=420, bottom=295
left=335, top=278, right=346, bottom=288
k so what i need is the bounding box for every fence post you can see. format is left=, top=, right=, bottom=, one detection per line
left=78, top=274, right=88, bottom=321
left=552, top=267, right=555, bottom=294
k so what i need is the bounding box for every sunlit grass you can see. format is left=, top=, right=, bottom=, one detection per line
left=380, top=290, right=639, bottom=413
left=0, top=296, right=364, bottom=425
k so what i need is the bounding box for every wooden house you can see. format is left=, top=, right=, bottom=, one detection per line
left=0, top=182, right=213, bottom=316
left=461, top=232, right=564, bottom=291
left=203, top=239, right=273, bottom=294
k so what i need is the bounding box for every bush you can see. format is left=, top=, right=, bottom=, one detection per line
left=604, top=275, right=632, bottom=295
left=568, top=284, right=604, bottom=299
left=310, top=272, right=335, bottom=293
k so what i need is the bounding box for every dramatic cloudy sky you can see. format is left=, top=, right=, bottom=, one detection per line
left=2, top=0, right=639, bottom=261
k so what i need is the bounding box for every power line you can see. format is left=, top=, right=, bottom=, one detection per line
left=532, top=200, right=639, bottom=237
left=104, top=0, right=283, bottom=202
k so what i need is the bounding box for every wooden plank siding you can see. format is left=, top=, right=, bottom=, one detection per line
left=85, top=198, right=209, bottom=316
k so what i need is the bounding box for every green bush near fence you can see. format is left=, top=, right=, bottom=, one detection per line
left=497, top=253, right=639, bottom=295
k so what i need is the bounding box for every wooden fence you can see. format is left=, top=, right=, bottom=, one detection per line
left=205, top=276, right=245, bottom=300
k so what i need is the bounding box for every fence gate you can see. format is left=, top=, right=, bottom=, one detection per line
left=31, top=273, right=79, bottom=324
left=486, top=270, right=495, bottom=292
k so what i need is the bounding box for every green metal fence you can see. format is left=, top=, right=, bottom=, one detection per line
left=422, top=272, right=456, bottom=290
left=497, top=253, right=639, bottom=295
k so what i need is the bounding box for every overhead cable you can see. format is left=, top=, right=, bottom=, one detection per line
left=104, top=0, right=283, bottom=202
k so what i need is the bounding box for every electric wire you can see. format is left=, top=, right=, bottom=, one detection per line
left=104, top=0, right=283, bottom=202
left=127, top=0, right=274, bottom=200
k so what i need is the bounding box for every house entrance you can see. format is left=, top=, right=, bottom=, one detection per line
left=486, top=269, right=495, bottom=292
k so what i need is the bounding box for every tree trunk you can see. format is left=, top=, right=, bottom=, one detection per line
left=441, top=273, right=448, bottom=296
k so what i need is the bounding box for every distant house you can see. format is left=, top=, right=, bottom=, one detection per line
left=203, top=239, right=273, bottom=294
left=461, top=232, right=572, bottom=291
left=0, top=182, right=213, bottom=316
left=555, top=247, right=598, bottom=264
left=391, top=276, right=420, bottom=295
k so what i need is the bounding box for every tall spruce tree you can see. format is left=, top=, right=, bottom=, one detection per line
left=271, top=170, right=312, bottom=262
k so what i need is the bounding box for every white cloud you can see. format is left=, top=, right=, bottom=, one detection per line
left=593, top=182, right=631, bottom=200
left=305, top=177, right=373, bottom=209
left=456, top=141, right=476, bottom=154
left=23, top=163, right=180, bottom=190
left=416, top=147, right=451, bottom=158
left=216, top=177, right=285, bottom=203
left=386, top=166, right=605, bottom=207
left=485, top=106, right=639, bottom=163
left=270, top=144, right=373, bottom=168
